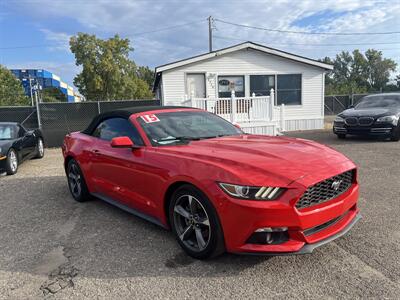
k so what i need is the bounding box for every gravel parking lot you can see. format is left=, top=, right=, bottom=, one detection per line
left=0, top=130, right=399, bottom=299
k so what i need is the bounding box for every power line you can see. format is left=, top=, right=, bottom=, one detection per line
left=214, top=18, right=400, bottom=36
left=213, top=35, right=400, bottom=47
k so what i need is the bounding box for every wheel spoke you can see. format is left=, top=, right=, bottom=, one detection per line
left=197, top=217, right=210, bottom=227
left=195, top=228, right=206, bottom=249
left=179, top=225, right=193, bottom=241
left=188, top=195, right=197, bottom=213
left=174, top=205, right=191, bottom=219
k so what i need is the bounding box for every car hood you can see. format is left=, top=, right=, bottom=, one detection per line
left=339, top=107, right=399, bottom=118
left=158, top=135, right=353, bottom=187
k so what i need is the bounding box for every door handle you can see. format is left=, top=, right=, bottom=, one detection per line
left=92, top=149, right=100, bottom=154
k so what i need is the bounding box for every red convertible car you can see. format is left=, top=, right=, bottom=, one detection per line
left=62, top=106, right=361, bottom=259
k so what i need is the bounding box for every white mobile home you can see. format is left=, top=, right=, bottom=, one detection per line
left=153, top=42, right=333, bottom=135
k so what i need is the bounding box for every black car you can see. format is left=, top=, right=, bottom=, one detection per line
left=333, top=93, right=400, bottom=141
left=0, top=122, right=44, bottom=175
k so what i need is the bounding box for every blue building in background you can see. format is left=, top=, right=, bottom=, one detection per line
left=11, top=69, right=82, bottom=103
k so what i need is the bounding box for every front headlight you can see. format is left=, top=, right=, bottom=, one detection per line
left=376, top=115, right=399, bottom=126
left=334, top=116, right=345, bottom=123
left=218, top=183, right=285, bottom=200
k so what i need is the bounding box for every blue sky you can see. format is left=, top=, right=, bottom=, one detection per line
left=1, top=0, right=399, bottom=88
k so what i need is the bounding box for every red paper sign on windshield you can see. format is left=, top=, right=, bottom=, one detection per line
left=141, top=114, right=160, bottom=123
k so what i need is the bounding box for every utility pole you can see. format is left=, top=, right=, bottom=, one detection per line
left=28, top=76, right=34, bottom=106
left=33, top=84, right=42, bottom=128
left=208, top=16, right=213, bottom=52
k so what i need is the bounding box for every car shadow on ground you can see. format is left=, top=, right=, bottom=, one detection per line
left=0, top=175, right=270, bottom=281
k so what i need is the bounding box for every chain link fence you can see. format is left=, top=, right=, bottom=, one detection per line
left=0, top=99, right=160, bottom=147
left=324, top=92, right=400, bottom=115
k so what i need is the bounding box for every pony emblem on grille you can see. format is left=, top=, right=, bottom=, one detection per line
left=331, top=180, right=343, bottom=191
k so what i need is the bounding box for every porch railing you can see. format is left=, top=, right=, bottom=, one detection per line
left=183, top=89, right=285, bottom=131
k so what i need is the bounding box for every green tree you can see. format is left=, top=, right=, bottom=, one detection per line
left=365, top=49, right=397, bottom=91
left=70, top=33, right=153, bottom=101
left=396, top=74, right=400, bottom=89
left=41, top=87, right=67, bottom=103
left=137, top=66, right=155, bottom=89
left=321, top=49, right=397, bottom=95
left=0, top=65, right=30, bottom=106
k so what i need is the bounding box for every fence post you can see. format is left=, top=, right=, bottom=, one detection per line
left=97, top=101, right=101, bottom=114
left=270, top=88, right=275, bottom=120
left=280, top=104, right=285, bottom=132
left=230, top=90, right=236, bottom=123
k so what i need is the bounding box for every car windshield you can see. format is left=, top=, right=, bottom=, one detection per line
left=137, top=110, right=242, bottom=146
left=0, top=124, right=18, bottom=140
left=355, top=95, right=400, bottom=109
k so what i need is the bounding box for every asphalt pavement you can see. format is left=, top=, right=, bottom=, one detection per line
left=0, top=130, right=399, bottom=299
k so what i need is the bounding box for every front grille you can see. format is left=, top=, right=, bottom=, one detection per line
left=296, top=170, right=354, bottom=209
left=345, top=117, right=358, bottom=126
left=359, top=117, right=374, bottom=126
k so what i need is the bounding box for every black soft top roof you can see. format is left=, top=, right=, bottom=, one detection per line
left=81, top=106, right=194, bottom=134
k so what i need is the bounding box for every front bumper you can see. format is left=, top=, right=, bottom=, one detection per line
left=210, top=165, right=360, bottom=255
left=237, top=212, right=361, bottom=256
left=333, top=122, right=396, bottom=136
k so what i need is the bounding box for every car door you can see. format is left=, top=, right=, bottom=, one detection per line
left=18, top=125, right=36, bottom=159
left=88, top=117, right=150, bottom=212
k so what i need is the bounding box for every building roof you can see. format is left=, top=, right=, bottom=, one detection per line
left=153, top=41, right=333, bottom=91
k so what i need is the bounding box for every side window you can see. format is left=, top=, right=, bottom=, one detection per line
left=91, top=118, right=144, bottom=145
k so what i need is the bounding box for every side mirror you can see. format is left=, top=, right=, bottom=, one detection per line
left=349, top=105, right=355, bottom=109
left=110, top=136, right=134, bottom=148
left=233, top=123, right=241, bottom=130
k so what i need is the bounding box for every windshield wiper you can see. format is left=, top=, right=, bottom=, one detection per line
left=159, top=136, right=202, bottom=141
left=157, top=134, right=232, bottom=144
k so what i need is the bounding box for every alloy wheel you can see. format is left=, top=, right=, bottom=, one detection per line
left=68, top=163, right=82, bottom=198
left=9, top=150, right=18, bottom=172
left=38, top=139, right=44, bottom=156
left=173, top=195, right=211, bottom=252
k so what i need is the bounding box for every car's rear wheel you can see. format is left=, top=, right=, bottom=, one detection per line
left=35, top=138, right=45, bottom=158
left=169, top=184, right=225, bottom=259
left=6, top=149, right=18, bottom=175
left=67, top=159, right=90, bottom=202
left=337, top=134, right=346, bottom=139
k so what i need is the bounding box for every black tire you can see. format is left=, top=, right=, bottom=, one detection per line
left=5, top=148, right=18, bottom=175
left=35, top=138, right=45, bottom=159
left=169, top=184, right=225, bottom=259
left=390, top=126, right=400, bottom=141
left=66, top=159, right=90, bottom=202
left=337, top=134, right=346, bottom=139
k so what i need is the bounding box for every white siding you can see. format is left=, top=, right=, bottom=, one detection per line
left=161, top=48, right=324, bottom=121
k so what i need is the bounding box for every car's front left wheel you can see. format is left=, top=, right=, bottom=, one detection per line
left=169, top=184, right=225, bottom=259
left=390, top=125, right=400, bottom=141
